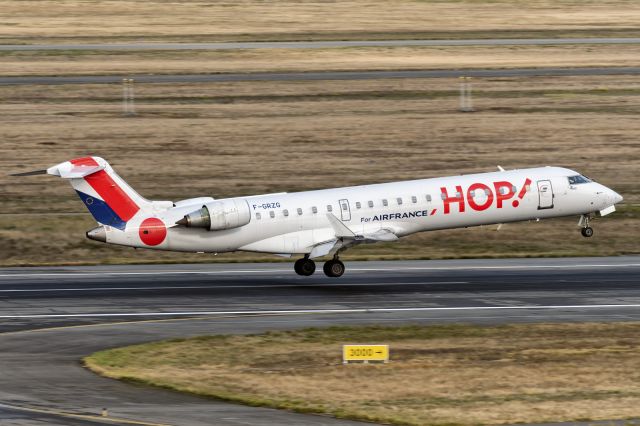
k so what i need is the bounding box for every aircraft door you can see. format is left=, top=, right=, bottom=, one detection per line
left=339, top=199, right=351, bottom=221
left=537, top=180, right=554, bottom=209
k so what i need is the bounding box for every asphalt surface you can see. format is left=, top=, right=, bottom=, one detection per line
left=1, top=257, right=639, bottom=425
left=3, top=38, right=640, bottom=51
left=3, top=66, right=640, bottom=86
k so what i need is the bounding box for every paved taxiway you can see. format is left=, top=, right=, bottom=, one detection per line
left=3, top=67, right=640, bottom=86
left=1, top=257, right=639, bottom=425
left=3, top=37, right=640, bottom=51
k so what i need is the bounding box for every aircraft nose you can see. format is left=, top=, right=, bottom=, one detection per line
left=613, top=191, right=623, bottom=204
left=606, top=188, right=623, bottom=205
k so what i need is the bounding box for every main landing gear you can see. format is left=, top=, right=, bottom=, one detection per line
left=580, top=214, right=594, bottom=238
left=323, top=257, right=345, bottom=278
left=294, top=255, right=345, bottom=277
left=294, top=256, right=316, bottom=276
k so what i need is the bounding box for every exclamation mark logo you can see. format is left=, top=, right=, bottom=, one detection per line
left=512, top=178, right=532, bottom=207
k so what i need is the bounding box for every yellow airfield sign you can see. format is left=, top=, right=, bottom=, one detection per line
left=343, top=345, right=389, bottom=364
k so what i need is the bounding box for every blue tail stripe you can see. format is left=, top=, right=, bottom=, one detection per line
left=76, top=191, right=127, bottom=230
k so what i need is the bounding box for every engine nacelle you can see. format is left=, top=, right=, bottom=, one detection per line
left=177, top=199, right=251, bottom=231
left=173, top=197, right=214, bottom=208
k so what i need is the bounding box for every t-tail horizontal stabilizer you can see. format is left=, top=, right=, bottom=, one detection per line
left=9, top=169, right=48, bottom=177
left=9, top=159, right=105, bottom=179
left=10, top=156, right=165, bottom=232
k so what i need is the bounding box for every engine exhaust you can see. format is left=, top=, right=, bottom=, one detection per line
left=86, top=226, right=107, bottom=243
left=176, top=206, right=211, bottom=229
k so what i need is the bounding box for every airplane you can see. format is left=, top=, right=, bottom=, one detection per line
left=12, top=156, right=623, bottom=277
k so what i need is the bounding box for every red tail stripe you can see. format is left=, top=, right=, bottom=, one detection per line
left=70, top=157, right=99, bottom=167
left=84, top=170, right=139, bottom=221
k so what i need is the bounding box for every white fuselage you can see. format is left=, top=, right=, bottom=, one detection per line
left=102, top=166, right=622, bottom=257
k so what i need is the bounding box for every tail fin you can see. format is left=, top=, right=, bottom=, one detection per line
left=46, top=156, right=155, bottom=230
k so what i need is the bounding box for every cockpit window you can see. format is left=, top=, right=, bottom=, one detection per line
left=568, top=175, right=592, bottom=185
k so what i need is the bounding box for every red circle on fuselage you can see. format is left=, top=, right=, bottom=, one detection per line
left=139, top=218, right=167, bottom=246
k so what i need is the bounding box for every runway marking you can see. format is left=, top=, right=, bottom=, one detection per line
left=0, top=314, right=249, bottom=336
left=1, top=262, right=639, bottom=279
left=0, top=281, right=467, bottom=292
left=350, top=263, right=640, bottom=271
left=0, top=401, right=171, bottom=425
left=4, top=311, right=640, bottom=336
left=0, top=269, right=291, bottom=278
left=2, top=304, right=640, bottom=319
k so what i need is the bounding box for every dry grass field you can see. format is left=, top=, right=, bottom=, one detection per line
left=2, top=0, right=640, bottom=44
left=84, top=322, right=640, bottom=425
left=4, top=45, right=640, bottom=76
left=0, top=75, right=638, bottom=265
left=3, top=1, right=640, bottom=78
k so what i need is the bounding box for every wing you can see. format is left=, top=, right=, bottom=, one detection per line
left=307, top=214, right=399, bottom=259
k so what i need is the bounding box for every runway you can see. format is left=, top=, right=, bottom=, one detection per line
left=1, top=257, right=639, bottom=425
left=3, top=67, right=640, bottom=86
left=3, top=37, right=640, bottom=51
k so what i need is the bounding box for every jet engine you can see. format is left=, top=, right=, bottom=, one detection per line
left=176, top=199, right=251, bottom=231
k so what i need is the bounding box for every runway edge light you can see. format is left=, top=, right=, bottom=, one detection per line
left=343, top=345, right=389, bottom=364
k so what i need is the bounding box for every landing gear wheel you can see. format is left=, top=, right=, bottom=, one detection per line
left=323, top=259, right=345, bottom=278
left=294, top=258, right=316, bottom=276
left=581, top=227, right=594, bottom=238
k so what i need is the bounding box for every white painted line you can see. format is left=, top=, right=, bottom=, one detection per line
left=0, top=269, right=291, bottom=278
left=2, top=304, right=640, bottom=319
left=350, top=263, right=640, bottom=271
left=0, top=281, right=468, bottom=292
left=0, top=402, right=170, bottom=426
left=1, top=262, right=638, bottom=279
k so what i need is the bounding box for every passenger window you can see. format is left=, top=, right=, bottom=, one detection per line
left=256, top=212, right=261, bottom=220
left=269, top=211, right=275, bottom=218
left=283, top=209, right=289, bottom=217
left=511, top=185, right=517, bottom=193
left=312, top=206, right=318, bottom=214
left=356, top=202, right=362, bottom=209
left=297, top=208, right=303, bottom=215
left=485, top=189, right=491, bottom=196
left=382, top=199, right=388, bottom=207
left=411, top=196, right=417, bottom=203
left=327, top=205, right=333, bottom=212
left=368, top=200, right=374, bottom=208
left=397, top=197, right=403, bottom=205
left=427, top=195, right=432, bottom=202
